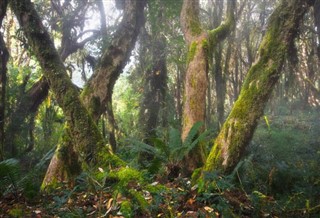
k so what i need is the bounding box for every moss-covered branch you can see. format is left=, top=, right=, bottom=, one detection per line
left=204, top=0, right=313, bottom=173
left=208, top=0, right=235, bottom=58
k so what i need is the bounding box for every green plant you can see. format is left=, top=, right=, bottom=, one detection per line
left=129, top=122, right=210, bottom=174
left=0, top=159, right=20, bottom=197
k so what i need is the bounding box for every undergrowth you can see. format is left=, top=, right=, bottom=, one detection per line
left=1, top=112, right=320, bottom=217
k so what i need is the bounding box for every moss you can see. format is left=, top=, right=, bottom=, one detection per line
left=201, top=39, right=210, bottom=60
left=117, top=167, right=142, bottom=182
left=40, top=177, right=59, bottom=191
left=120, top=200, right=133, bottom=218
left=145, top=183, right=167, bottom=194
left=190, top=19, right=202, bottom=36
left=107, top=167, right=143, bottom=187
left=187, top=41, right=197, bottom=64
left=129, top=189, right=149, bottom=211
left=191, top=167, right=202, bottom=184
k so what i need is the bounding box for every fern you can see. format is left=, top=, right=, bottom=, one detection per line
left=129, top=122, right=210, bottom=174
left=0, top=158, right=20, bottom=196
left=171, top=122, right=210, bottom=162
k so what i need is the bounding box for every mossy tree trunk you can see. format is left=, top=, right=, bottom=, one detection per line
left=9, top=0, right=145, bottom=187
left=314, top=0, right=320, bottom=60
left=204, top=0, right=314, bottom=174
left=4, top=0, right=111, bottom=158
left=212, top=0, right=225, bottom=129
left=81, top=0, right=145, bottom=148
left=10, top=0, right=105, bottom=158
left=9, top=0, right=123, bottom=187
left=0, top=0, right=8, bottom=160
left=180, top=0, right=235, bottom=173
left=46, top=0, right=145, bottom=186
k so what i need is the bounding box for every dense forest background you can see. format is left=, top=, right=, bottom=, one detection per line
left=0, top=0, right=320, bottom=217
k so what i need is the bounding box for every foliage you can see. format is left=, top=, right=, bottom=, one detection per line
left=126, top=122, right=210, bottom=175
left=237, top=112, right=320, bottom=216
left=0, top=159, right=20, bottom=197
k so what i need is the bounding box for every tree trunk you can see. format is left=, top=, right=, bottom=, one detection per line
left=212, top=0, right=225, bottom=130
left=82, top=0, right=145, bottom=151
left=314, top=0, right=320, bottom=59
left=215, top=44, right=225, bottom=129
left=12, top=0, right=144, bottom=187
left=0, top=0, right=8, bottom=160
left=204, top=0, right=314, bottom=174
left=180, top=0, right=235, bottom=173
left=9, top=0, right=124, bottom=187
left=5, top=0, right=111, bottom=157
left=140, top=35, right=167, bottom=140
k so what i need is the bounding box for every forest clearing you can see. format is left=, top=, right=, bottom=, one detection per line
left=0, top=0, right=320, bottom=217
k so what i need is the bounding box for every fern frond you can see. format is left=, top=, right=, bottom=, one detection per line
left=168, top=127, right=182, bottom=150
left=0, top=159, right=20, bottom=196
left=130, top=140, right=158, bottom=155
left=183, top=121, right=203, bottom=147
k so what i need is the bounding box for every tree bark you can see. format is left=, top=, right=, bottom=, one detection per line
left=0, top=0, right=9, bottom=160
left=180, top=0, right=235, bottom=173
left=45, top=0, right=145, bottom=186
left=204, top=0, right=314, bottom=174
left=4, top=0, right=105, bottom=156
left=82, top=0, right=145, bottom=151
left=314, top=0, right=320, bottom=59
left=9, top=0, right=121, bottom=187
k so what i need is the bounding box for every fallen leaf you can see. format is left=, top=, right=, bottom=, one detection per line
left=204, top=206, right=214, bottom=213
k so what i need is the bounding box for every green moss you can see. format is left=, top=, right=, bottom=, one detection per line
left=120, top=200, right=133, bottom=218
left=187, top=41, right=197, bottom=63
left=191, top=167, right=202, bottom=184
left=190, top=19, right=202, bottom=36
left=117, top=167, right=142, bottom=182
left=129, top=189, right=149, bottom=211
left=145, top=183, right=167, bottom=194
left=8, top=207, right=24, bottom=217
left=201, top=39, right=210, bottom=60
left=107, top=167, right=142, bottom=187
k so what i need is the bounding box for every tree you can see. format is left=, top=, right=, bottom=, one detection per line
left=0, top=0, right=9, bottom=161
left=4, top=0, right=97, bottom=157
left=204, top=0, right=315, bottom=173
left=314, top=0, right=320, bottom=59
left=180, top=0, right=235, bottom=172
left=9, top=0, right=145, bottom=187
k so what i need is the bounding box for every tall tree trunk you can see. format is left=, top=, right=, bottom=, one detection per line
left=0, top=0, right=8, bottom=160
left=44, top=0, right=146, bottom=186
left=140, top=35, right=167, bottom=140
left=204, top=0, right=314, bottom=174
left=314, top=0, right=320, bottom=59
left=9, top=0, right=125, bottom=187
left=4, top=0, right=106, bottom=157
left=212, top=0, right=225, bottom=130
left=215, top=43, right=225, bottom=129
left=82, top=0, right=145, bottom=151
left=180, top=0, right=235, bottom=173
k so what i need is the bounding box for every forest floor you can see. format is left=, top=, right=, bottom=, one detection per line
left=1, top=111, right=320, bottom=217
